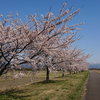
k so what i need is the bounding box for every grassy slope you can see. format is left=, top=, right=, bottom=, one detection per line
left=0, top=71, right=89, bottom=100
left=91, top=69, right=100, bottom=74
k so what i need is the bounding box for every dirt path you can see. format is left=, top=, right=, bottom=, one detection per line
left=84, top=71, right=100, bottom=100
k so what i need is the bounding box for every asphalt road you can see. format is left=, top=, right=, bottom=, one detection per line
left=84, top=71, right=100, bottom=100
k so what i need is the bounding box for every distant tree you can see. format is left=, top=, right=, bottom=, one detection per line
left=51, top=46, right=90, bottom=76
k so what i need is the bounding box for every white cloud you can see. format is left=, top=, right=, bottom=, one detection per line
left=90, top=62, right=100, bottom=64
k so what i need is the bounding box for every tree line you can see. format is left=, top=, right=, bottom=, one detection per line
left=0, top=2, right=90, bottom=81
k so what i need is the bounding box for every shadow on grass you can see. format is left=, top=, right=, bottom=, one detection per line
left=0, top=88, right=31, bottom=100
left=32, top=79, right=61, bottom=84
left=0, top=75, right=70, bottom=100
left=54, top=74, right=76, bottom=79
left=0, top=80, right=65, bottom=100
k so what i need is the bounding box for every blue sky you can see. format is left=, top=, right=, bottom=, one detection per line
left=0, top=0, right=100, bottom=63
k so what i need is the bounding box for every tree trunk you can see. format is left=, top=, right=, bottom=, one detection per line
left=62, top=70, right=64, bottom=77
left=0, top=63, right=9, bottom=76
left=70, top=70, right=72, bottom=75
left=46, top=66, right=49, bottom=81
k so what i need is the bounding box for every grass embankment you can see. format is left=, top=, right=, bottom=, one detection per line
left=0, top=71, right=89, bottom=100
left=91, top=69, right=100, bottom=74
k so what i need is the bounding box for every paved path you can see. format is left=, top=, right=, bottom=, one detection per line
left=84, top=71, right=100, bottom=100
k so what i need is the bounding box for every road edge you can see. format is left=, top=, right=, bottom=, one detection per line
left=82, top=71, right=89, bottom=100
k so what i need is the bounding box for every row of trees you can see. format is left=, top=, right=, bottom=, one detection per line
left=0, top=2, right=90, bottom=81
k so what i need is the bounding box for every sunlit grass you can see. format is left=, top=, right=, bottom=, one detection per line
left=91, top=69, right=100, bottom=74
left=0, top=71, right=89, bottom=100
left=0, top=71, right=62, bottom=92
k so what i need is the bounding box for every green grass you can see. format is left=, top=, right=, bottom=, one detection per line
left=68, top=71, right=89, bottom=100
left=0, top=71, right=89, bottom=100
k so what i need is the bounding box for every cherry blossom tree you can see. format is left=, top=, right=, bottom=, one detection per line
left=51, top=45, right=90, bottom=76
left=0, top=2, right=89, bottom=81
left=65, top=47, right=90, bottom=75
